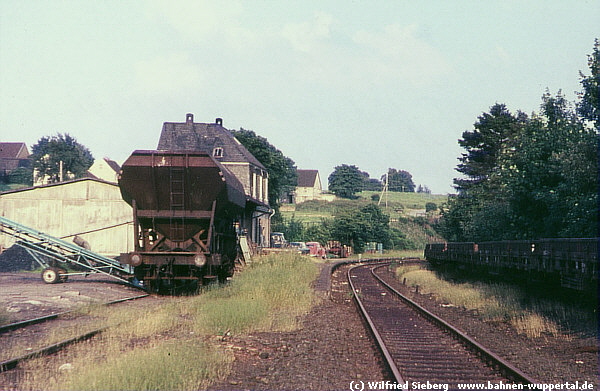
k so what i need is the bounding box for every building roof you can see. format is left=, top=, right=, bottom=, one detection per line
left=156, top=114, right=265, bottom=170
left=0, top=142, right=29, bottom=159
left=104, top=158, right=121, bottom=173
left=297, top=169, right=320, bottom=188
left=0, top=177, right=117, bottom=196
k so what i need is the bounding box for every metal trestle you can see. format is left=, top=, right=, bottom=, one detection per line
left=0, top=216, right=135, bottom=285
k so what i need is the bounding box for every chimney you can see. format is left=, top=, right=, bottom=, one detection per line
left=186, top=113, right=194, bottom=125
left=215, top=118, right=223, bottom=126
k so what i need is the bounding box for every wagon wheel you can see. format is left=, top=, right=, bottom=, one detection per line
left=41, top=267, right=61, bottom=284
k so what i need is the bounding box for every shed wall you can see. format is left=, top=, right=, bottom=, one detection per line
left=0, top=180, right=133, bottom=256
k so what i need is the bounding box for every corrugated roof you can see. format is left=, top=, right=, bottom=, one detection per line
left=156, top=114, right=265, bottom=170
left=0, top=177, right=117, bottom=195
left=297, top=169, right=319, bottom=188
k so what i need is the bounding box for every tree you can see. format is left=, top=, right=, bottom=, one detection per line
left=454, top=103, right=526, bottom=192
left=31, top=133, right=94, bottom=183
left=440, top=104, right=527, bottom=241
left=577, top=39, right=600, bottom=130
left=330, top=203, right=391, bottom=253
left=362, top=173, right=383, bottom=191
left=328, top=164, right=364, bottom=199
left=231, top=128, right=297, bottom=210
left=271, top=214, right=306, bottom=242
left=425, top=202, right=437, bottom=213
left=501, top=91, right=596, bottom=238
left=304, top=218, right=334, bottom=245
left=440, top=43, right=600, bottom=241
left=383, top=168, right=415, bottom=192
left=440, top=89, right=597, bottom=241
left=416, top=184, right=432, bottom=194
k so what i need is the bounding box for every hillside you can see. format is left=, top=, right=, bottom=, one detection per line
left=279, top=191, right=448, bottom=250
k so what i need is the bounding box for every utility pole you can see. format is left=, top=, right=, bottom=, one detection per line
left=378, top=172, right=388, bottom=209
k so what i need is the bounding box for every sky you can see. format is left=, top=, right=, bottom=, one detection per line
left=1, top=1, right=598, bottom=194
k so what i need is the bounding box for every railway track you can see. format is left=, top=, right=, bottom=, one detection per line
left=0, top=294, right=148, bottom=373
left=348, top=261, right=538, bottom=388
left=0, top=294, right=148, bottom=334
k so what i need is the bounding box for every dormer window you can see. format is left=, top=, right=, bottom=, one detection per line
left=213, top=147, right=223, bottom=158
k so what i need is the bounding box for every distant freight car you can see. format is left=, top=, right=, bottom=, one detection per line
left=425, top=238, right=598, bottom=291
left=118, top=150, right=247, bottom=291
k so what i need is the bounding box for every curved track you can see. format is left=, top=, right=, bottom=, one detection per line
left=348, top=261, right=538, bottom=388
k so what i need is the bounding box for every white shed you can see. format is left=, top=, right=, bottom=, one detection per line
left=0, top=178, right=133, bottom=256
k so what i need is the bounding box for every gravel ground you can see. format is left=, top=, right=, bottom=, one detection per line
left=0, top=273, right=143, bottom=323
left=1, top=257, right=597, bottom=390
left=208, top=262, right=390, bottom=390
left=211, top=261, right=598, bottom=390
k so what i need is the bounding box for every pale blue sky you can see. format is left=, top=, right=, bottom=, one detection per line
left=1, top=1, right=598, bottom=193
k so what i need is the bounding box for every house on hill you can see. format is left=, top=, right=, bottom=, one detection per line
left=285, top=169, right=335, bottom=204
left=0, top=142, right=31, bottom=180
left=156, top=113, right=271, bottom=247
left=296, top=170, right=322, bottom=203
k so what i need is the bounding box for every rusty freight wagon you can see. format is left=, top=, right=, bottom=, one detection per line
left=118, top=150, right=247, bottom=291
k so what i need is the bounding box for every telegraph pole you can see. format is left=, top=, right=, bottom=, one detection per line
left=378, top=172, right=388, bottom=209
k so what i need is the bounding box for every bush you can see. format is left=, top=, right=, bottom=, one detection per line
left=9, top=167, right=32, bottom=185
left=425, top=202, right=437, bottom=212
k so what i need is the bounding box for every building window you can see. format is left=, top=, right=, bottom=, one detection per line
left=213, top=147, right=223, bottom=158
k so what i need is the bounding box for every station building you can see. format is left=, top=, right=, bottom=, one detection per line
left=156, top=113, right=271, bottom=248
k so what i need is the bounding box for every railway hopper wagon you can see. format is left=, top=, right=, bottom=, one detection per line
left=118, top=150, right=247, bottom=291
left=425, top=238, right=598, bottom=291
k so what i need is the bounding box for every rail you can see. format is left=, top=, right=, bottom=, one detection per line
left=0, top=294, right=149, bottom=334
left=370, top=263, right=538, bottom=384
left=348, top=260, right=538, bottom=386
left=347, top=262, right=406, bottom=384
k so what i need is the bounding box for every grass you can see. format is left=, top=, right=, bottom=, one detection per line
left=357, top=191, right=448, bottom=210
left=0, top=307, right=10, bottom=326
left=286, top=192, right=448, bottom=218
left=193, top=252, right=319, bottom=334
left=0, top=309, right=110, bottom=362
left=395, top=266, right=594, bottom=339
left=0, top=183, right=30, bottom=192
left=18, top=252, right=320, bottom=390
left=71, top=339, right=230, bottom=391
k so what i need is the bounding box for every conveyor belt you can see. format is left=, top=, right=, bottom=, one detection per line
left=0, top=216, right=135, bottom=285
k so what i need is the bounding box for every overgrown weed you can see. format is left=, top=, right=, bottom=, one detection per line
left=192, top=252, right=319, bottom=334
left=395, top=267, right=592, bottom=339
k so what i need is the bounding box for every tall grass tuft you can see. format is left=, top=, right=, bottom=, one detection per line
left=192, top=252, right=319, bottom=334
left=29, top=339, right=232, bottom=391
left=511, top=313, right=560, bottom=338
left=396, top=267, right=577, bottom=339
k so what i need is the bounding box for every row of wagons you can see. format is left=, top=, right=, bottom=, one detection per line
left=425, top=238, right=598, bottom=291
